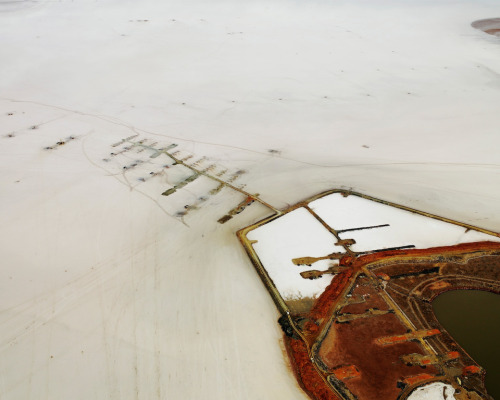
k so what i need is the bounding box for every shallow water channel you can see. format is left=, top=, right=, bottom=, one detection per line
left=433, top=290, right=500, bottom=399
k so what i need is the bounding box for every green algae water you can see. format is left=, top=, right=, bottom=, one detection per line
left=433, top=290, right=500, bottom=399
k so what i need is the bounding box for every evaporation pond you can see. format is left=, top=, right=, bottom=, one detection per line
left=433, top=290, right=500, bottom=398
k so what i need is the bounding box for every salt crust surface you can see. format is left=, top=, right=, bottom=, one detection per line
left=248, top=193, right=499, bottom=301
left=248, top=208, right=339, bottom=300
left=0, top=0, right=499, bottom=399
left=310, top=193, right=500, bottom=252
left=407, top=383, right=456, bottom=400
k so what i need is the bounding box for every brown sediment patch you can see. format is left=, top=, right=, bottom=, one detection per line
left=341, top=241, right=500, bottom=271
left=471, top=18, right=500, bottom=36
left=282, top=271, right=354, bottom=400
left=338, top=278, right=390, bottom=315
left=284, top=337, right=341, bottom=400
left=316, top=283, right=440, bottom=400
left=282, top=241, right=500, bottom=400
left=309, top=269, right=353, bottom=323
left=286, top=296, right=317, bottom=314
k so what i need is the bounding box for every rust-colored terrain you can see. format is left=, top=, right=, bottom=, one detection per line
left=282, top=242, right=500, bottom=400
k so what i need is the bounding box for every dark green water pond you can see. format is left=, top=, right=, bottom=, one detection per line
left=433, top=290, right=500, bottom=399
